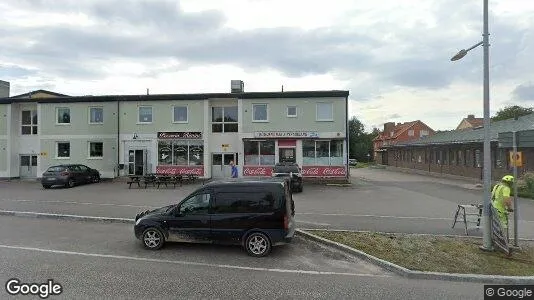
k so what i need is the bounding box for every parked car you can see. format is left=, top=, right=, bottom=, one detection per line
left=271, top=162, right=303, bottom=192
left=134, top=177, right=296, bottom=257
left=41, top=164, right=101, bottom=189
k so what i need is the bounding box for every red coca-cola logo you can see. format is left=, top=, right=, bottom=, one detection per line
left=243, top=167, right=272, bottom=176
left=156, top=166, right=204, bottom=176
left=302, top=166, right=346, bottom=177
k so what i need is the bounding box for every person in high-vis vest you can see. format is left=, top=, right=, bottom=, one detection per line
left=491, top=175, right=514, bottom=230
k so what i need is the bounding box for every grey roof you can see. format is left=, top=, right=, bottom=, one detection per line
left=394, top=113, right=534, bottom=146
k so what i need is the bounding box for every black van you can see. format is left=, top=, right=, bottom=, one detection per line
left=134, top=177, right=296, bottom=257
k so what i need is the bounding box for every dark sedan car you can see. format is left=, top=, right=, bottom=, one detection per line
left=41, top=164, right=101, bottom=189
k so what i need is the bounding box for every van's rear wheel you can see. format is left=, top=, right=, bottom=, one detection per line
left=245, top=232, right=271, bottom=257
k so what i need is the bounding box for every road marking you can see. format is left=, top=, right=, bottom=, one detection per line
left=0, top=198, right=157, bottom=209
left=298, top=212, right=451, bottom=221
left=296, top=220, right=331, bottom=226
left=0, top=244, right=392, bottom=278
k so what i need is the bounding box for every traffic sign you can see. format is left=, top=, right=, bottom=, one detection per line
left=509, top=151, right=522, bottom=167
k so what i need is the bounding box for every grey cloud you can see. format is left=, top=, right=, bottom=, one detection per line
left=0, top=65, right=36, bottom=79
left=387, top=113, right=402, bottom=119
left=512, top=82, right=534, bottom=102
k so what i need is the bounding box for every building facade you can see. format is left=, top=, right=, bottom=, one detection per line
left=373, top=120, right=435, bottom=165
left=0, top=83, right=350, bottom=180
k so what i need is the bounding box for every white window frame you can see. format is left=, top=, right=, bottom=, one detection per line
left=252, top=103, right=269, bottom=122
left=21, top=109, right=38, bottom=135
left=287, top=106, right=297, bottom=118
left=88, top=141, right=104, bottom=159
left=89, top=106, right=104, bottom=124
left=408, top=130, right=415, bottom=136
left=316, top=103, right=333, bottom=121
left=56, top=107, right=71, bottom=125
left=420, top=130, right=429, bottom=137
left=211, top=106, right=238, bottom=133
left=172, top=105, right=189, bottom=123
left=137, top=106, right=153, bottom=124
left=56, top=142, right=71, bottom=159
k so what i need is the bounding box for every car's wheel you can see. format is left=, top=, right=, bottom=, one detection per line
left=245, top=232, right=271, bottom=257
left=67, top=179, right=75, bottom=188
left=142, top=228, right=165, bottom=250
left=42, top=185, right=51, bottom=189
left=92, top=175, right=100, bottom=183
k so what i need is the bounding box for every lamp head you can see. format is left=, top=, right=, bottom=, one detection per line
left=451, top=49, right=468, bottom=61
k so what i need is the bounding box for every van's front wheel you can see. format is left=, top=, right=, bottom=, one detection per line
left=245, top=232, right=271, bottom=257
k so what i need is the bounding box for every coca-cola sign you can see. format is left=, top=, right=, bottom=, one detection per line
left=243, top=166, right=273, bottom=177
left=301, top=166, right=346, bottom=177
left=158, top=132, right=202, bottom=140
left=156, top=165, right=204, bottom=176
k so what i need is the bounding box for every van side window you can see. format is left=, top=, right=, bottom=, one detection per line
left=179, top=193, right=210, bottom=215
left=213, top=191, right=274, bottom=213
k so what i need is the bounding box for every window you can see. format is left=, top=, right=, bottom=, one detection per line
left=21, top=110, right=38, bottom=135
left=89, top=142, right=103, bottom=158
left=316, top=103, right=333, bottom=121
left=89, top=107, right=103, bottom=124
left=420, top=130, right=429, bottom=137
left=287, top=106, right=297, bottom=117
left=138, top=106, right=152, bottom=123
left=173, top=106, right=188, bottom=123
left=252, top=104, right=268, bottom=122
left=475, top=149, right=482, bottom=168
left=56, top=142, right=70, bottom=158
left=303, top=140, right=344, bottom=165
left=390, top=131, right=394, bottom=137
left=158, top=140, right=204, bottom=165
left=212, top=191, right=275, bottom=213
left=408, top=130, right=415, bottom=136
left=211, top=106, right=238, bottom=133
left=244, top=140, right=275, bottom=165
left=57, top=108, right=70, bottom=124
left=179, top=193, right=210, bottom=215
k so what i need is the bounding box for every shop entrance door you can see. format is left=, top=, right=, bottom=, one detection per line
left=211, top=153, right=238, bottom=178
left=279, top=148, right=296, bottom=163
left=128, top=149, right=148, bottom=175
left=20, top=154, right=38, bottom=178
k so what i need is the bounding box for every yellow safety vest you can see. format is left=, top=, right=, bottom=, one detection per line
left=491, top=183, right=510, bottom=213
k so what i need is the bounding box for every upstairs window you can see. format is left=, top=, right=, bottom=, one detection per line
left=316, top=103, right=333, bottom=121
left=21, top=110, right=38, bottom=135
left=408, top=130, right=415, bottom=136
left=212, top=106, right=238, bottom=133
left=173, top=106, right=188, bottom=123
left=89, top=107, right=103, bottom=124
left=252, top=104, right=268, bottom=122
left=57, top=107, right=71, bottom=124
left=138, top=106, right=153, bottom=123
left=287, top=106, right=297, bottom=117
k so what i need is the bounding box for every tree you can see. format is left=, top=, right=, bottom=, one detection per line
left=491, top=105, right=533, bottom=122
left=348, top=117, right=377, bottom=161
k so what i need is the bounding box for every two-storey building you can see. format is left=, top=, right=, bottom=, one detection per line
left=0, top=81, right=349, bottom=180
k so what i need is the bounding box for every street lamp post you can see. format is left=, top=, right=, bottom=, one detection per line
left=451, top=0, right=493, bottom=251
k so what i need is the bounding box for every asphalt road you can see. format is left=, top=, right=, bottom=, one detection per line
left=0, top=216, right=485, bottom=299
left=1, top=169, right=533, bottom=239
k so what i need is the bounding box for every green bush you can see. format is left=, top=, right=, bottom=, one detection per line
left=517, top=172, right=534, bottom=199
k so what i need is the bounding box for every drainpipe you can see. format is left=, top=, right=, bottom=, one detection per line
left=345, top=95, right=349, bottom=181
left=116, top=99, right=120, bottom=178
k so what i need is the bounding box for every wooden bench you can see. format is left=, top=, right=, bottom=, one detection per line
left=127, top=176, right=141, bottom=189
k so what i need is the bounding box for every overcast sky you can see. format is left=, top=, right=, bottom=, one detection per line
left=1, top=0, right=533, bottom=131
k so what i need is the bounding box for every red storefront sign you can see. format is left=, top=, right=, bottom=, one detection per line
left=158, top=132, right=202, bottom=139
left=156, top=165, right=204, bottom=176
left=301, top=166, right=346, bottom=177
left=243, top=166, right=273, bottom=177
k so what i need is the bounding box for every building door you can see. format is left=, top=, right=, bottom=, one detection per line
left=128, top=149, right=148, bottom=175
left=279, top=148, right=296, bottom=163
left=20, top=155, right=38, bottom=178
left=211, top=153, right=237, bottom=178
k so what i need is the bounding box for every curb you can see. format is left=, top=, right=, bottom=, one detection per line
left=296, top=229, right=534, bottom=284
left=0, top=210, right=134, bottom=224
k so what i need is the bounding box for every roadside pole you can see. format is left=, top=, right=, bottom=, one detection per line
left=512, top=131, right=519, bottom=247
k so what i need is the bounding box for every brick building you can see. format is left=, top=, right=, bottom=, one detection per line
left=456, top=114, right=484, bottom=130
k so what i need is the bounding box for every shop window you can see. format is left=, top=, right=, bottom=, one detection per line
left=212, top=106, right=238, bottom=132
left=303, top=140, right=344, bottom=165
left=244, top=140, right=275, bottom=165
left=88, top=142, right=103, bottom=158
left=138, top=106, right=153, bottom=123
left=173, top=106, right=188, bottom=123
left=89, top=107, right=103, bottom=124
left=21, top=110, right=38, bottom=135
left=316, top=103, right=333, bottom=121
left=57, top=107, right=70, bottom=124
left=252, top=104, right=268, bottom=122
left=158, top=140, right=204, bottom=166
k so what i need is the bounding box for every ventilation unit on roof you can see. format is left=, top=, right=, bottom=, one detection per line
left=231, top=80, right=244, bottom=93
